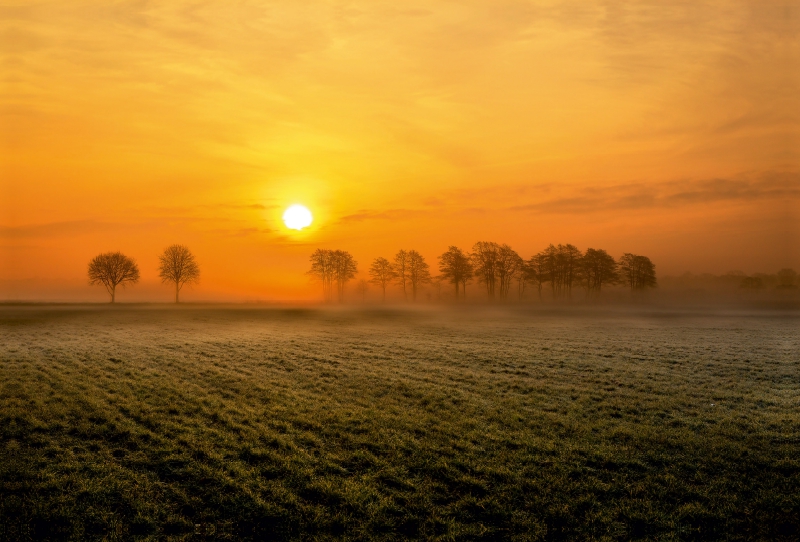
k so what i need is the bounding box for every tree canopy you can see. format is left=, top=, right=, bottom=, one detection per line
left=438, top=246, right=473, bottom=300
left=308, top=249, right=357, bottom=302
left=158, top=245, right=200, bottom=303
left=88, top=251, right=140, bottom=303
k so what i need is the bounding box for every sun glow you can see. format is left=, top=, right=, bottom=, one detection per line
left=283, top=205, right=313, bottom=230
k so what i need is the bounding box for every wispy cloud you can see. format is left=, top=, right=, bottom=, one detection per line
left=0, top=220, right=120, bottom=239
left=509, top=173, right=800, bottom=214
left=338, top=208, right=426, bottom=223
left=205, top=226, right=274, bottom=237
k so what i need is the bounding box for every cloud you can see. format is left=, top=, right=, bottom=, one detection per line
left=338, top=208, right=426, bottom=223
left=0, top=220, right=119, bottom=239
left=509, top=172, right=800, bottom=214
left=209, top=203, right=275, bottom=211
left=205, top=226, right=274, bottom=237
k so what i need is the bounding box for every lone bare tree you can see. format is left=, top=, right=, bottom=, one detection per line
left=88, top=251, right=140, bottom=303
left=158, top=245, right=200, bottom=303
left=618, top=253, right=657, bottom=292
left=438, top=246, right=473, bottom=300
left=369, top=257, right=396, bottom=302
left=407, top=250, right=431, bottom=302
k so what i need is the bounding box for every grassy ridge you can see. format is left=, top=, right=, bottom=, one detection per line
left=1, top=306, right=797, bottom=540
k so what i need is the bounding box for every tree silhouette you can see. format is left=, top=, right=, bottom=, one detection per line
left=332, top=250, right=358, bottom=302
left=536, top=244, right=582, bottom=300
left=581, top=248, right=619, bottom=297
left=88, top=251, right=140, bottom=303
left=496, top=244, right=523, bottom=301
left=369, top=257, right=396, bottom=302
left=407, top=250, right=431, bottom=302
left=560, top=244, right=582, bottom=299
left=471, top=241, right=500, bottom=300
left=304, top=243, right=662, bottom=304
left=740, top=276, right=764, bottom=289
left=618, top=253, right=657, bottom=292
left=536, top=245, right=557, bottom=298
left=158, top=245, right=200, bottom=303
left=515, top=266, right=527, bottom=300
left=524, top=253, right=547, bottom=301
left=438, top=246, right=473, bottom=301
left=309, top=249, right=357, bottom=302
left=308, top=249, right=335, bottom=302
left=394, top=250, right=410, bottom=301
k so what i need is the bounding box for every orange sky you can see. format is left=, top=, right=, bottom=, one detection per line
left=1, top=1, right=798, bottom=301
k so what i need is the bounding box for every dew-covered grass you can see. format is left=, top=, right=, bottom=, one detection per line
left=1, top=305, right=797, bottom=540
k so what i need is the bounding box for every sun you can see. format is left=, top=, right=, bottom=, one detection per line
left=283, top=204, right=313, bottom=230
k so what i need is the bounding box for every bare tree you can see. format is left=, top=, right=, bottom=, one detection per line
left=407, top=250, right=431, bottom=302
left=394, top=250, right=410, bottom=301
left=369, top=257, right=396, bottom=302
left=524, top=253, right=546, bottom=301
left=618, top=253, right=657, bottom=292
left=438, top=246, right=473, bottom=301
left=496, top=244, right=523, bottom=301
left=308, top=249, right=357, bottom=302
left=88, top=251, right=140, bottom=303
left=535, top=244, right=581, bottom=300
left=332, top=250, right=358, bottom=302
left=516, top=265, right=527, bottom=300
left=536, top=245, right=558, bottom=298
left=471, top=241, right=500, bottom=300
left=308, top=249, right=335, bottom=302
left=560, top=244, right=582, bottom=299
left=158, top=245, right=200, bottom=303
left=581, top=248, right=619, bottom=297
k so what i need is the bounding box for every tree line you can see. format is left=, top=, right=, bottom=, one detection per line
left=308, top=243, right=657, bottom=302
left=661, top=269, right=798, bottom=291
left=87, top=245, right=200, bottom=303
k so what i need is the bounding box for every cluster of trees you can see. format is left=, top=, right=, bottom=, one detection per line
left=87, top=245, right=200, bottom=303
left=308, top=242, right=657, bottom=302
left=740, top=268, right=797, bottom=290
left=307, top=249, right=358, bottom=303
left=659, top=269, right=798, bottom=292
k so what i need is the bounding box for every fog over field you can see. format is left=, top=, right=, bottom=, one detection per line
left=1, top=305, right=797, bottom=540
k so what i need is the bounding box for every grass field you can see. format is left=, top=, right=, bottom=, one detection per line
left=1, top=305, right=797, bottom=540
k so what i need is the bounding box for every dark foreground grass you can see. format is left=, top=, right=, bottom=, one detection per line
left=0, top=305, right=797, bottom=541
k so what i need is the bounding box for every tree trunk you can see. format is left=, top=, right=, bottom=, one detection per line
left=175, top=283, right=179, bottom=303
left=111, top=286, right=116, bottom=304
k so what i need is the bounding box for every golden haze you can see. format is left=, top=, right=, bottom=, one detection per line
left=1, top=1, right=797, bottom=301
